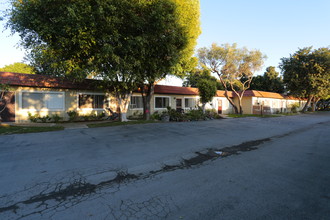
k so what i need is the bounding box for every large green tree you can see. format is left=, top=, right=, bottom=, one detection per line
left=8, top=0, right=199, bottom=121
left=183, top=68, right=224, bottom=90
left=136, top=0, right=201, bottom=120
left=280, top=47, right=330, bottom=112
left=0, top=62, right=34, bottom=74
left=249, top=66, right=284, bottom=93
left=197, top=78, right=217, bottom=113
left=198, top=43, right=266, bottom=114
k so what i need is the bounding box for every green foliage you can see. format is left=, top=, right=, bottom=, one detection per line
left=128, top=112, right=143, bottom=120
left=316, top=97, right=330, bottom=111
left=150, top=111, right=162, bottom=121
left=250, top=66, right=284, bottom=93
left=289, top=103, right=300, bottom=113
left=27, top=112, right=51, bottom=123
left=40, top=115, right=51, bottom=123
left=0, top=124, right=64, bottom=135
left=8, top=0, right=201, bottom=122
left=67, top=111, right=78, bottom=122
left=150, top=107, right=219, bottom=122
left=0, top=62, right=34, bottom=74
left=198, top=43, right=266, bottom=114
left=51, top=114, right=63, bottom=123
left=185, top=109, right=204, bottom=121
left=205, top=109, right=221, bottom=119
left=197, top=79, right=217, bottom=106
left=27, top=112, right=38, bottom=123
left=183, top=68, right=223, bottom=89
left=280, top=47, right=330, bottom=100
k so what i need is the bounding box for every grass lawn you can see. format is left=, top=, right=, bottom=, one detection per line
left=88, top=120, right=159, bottom=128
left=0, top=124, right=64, bottom=135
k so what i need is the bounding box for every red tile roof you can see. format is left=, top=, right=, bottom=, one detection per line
left=154, top=85, right=199, bottom=95
left=1, top=72, right=305, bottom=100
left=154, top=85, right=232, bottom=97
left=240, top=90, right=285, bottom=99
left=216, top=90, right=233, bottom=98
left=0, top=72, right=98, bottom=90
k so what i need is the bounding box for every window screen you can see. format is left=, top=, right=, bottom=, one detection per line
left=79, top=94, right=105, bottom=109
left=155, top=97, right=169, bottom=108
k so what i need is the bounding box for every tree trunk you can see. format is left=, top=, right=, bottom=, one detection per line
left=202, top=103, right=206, bottom=114
left=302, top=96, right=312, bottom=113
left=141, top=83, right=154, bottom=120
left=218, top=77, right=238, bottom=114
left=224, top=90, right=238, bottom=114
left=238, top=96, right=243, bottom=115
left=116, top=91, right=132, bottom=122
left=311, top=97, right=320, bottom=112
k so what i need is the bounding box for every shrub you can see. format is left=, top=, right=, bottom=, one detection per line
left=28, top=112, right=39, bottom=123
left=39, top=115, right=51, bottom=123
left=51, top=114, right=63, bottom=123
left=150, top=111, right=161, bottom=121
left=165, top=107, right=188, bottom=122
left=98, top=112, right=106, bottom=119
left=67, top=111, right=79, bottom=122
left=290, top=103, right=300, bottom=113
left=205, top=109, right=220, bottom=119
left=186, top=109, right=204, bottom=121
left=128, top=111, right=143, bottom=120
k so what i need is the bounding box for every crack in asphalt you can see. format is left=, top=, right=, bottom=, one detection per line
left=0, top=138, right=271, bottom=219
left=107, top=196, right=176, bottom=220
left=1, top=121, right=329, bottom=219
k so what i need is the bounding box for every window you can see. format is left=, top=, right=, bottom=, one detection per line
left=155, top=97, right=170, bottom=109
left=129, top=96, right=143, bottom=109
left=184, top=98, right=197, bottom=109
left=22, top=92, right=64, bottom=110
left=79, top=94, right=105, bottom=109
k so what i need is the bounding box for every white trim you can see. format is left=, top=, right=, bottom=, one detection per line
left=20, top=90, right=65, bottom=111
left=154, top=96, right=171, bottom=109
left=183, top=96, right=199, bottom=110
left=77, top=92, right=106, bottom=110
left=129, top=95, right=144, bottom=110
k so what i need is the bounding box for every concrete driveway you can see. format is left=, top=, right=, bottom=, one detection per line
left=0, top=112, right=329, bottom=219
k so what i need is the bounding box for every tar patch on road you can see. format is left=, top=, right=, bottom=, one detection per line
left=151, top=138, right=271, bottom=175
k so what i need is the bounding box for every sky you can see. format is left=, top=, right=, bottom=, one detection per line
left=1, top=0, right=329, bottom=85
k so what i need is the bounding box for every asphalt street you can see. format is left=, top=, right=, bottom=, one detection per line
left=0, top=112, right=329, bottom=219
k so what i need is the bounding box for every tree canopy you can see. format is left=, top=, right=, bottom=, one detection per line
left=249, top=66, right=284, bottom=93
left=183, top=68, right=223, bottom=90
left=198, top=43, right=266, bottom=114
left=280, top=47, right=330, bottom=112
left=0, top=62, right=34, bottom=74
left=197, top=78, right=217, bottom=113
left=7, top=0, right=200, bottom=121
left=135, top=0, right=200, bottom=120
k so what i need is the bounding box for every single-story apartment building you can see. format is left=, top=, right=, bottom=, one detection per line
left=0, top=72, right=306, bottom=123
left=128, top=86, right=234, bottom=117
left=232, top=90, right=307, bottom=115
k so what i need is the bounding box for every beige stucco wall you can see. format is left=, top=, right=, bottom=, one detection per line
left=13, top=86, right=108, bottom=122
left=233, top=97, right=253, bottom=114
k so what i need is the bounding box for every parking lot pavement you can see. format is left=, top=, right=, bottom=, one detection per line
left=0, top=112, right=329, bottom=219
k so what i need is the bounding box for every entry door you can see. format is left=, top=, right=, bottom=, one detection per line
left=218, top=99, right=222, bottom=114
left=176, top=98, right=182, bottom=111
left=0, top=92, right=15, bottom=122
